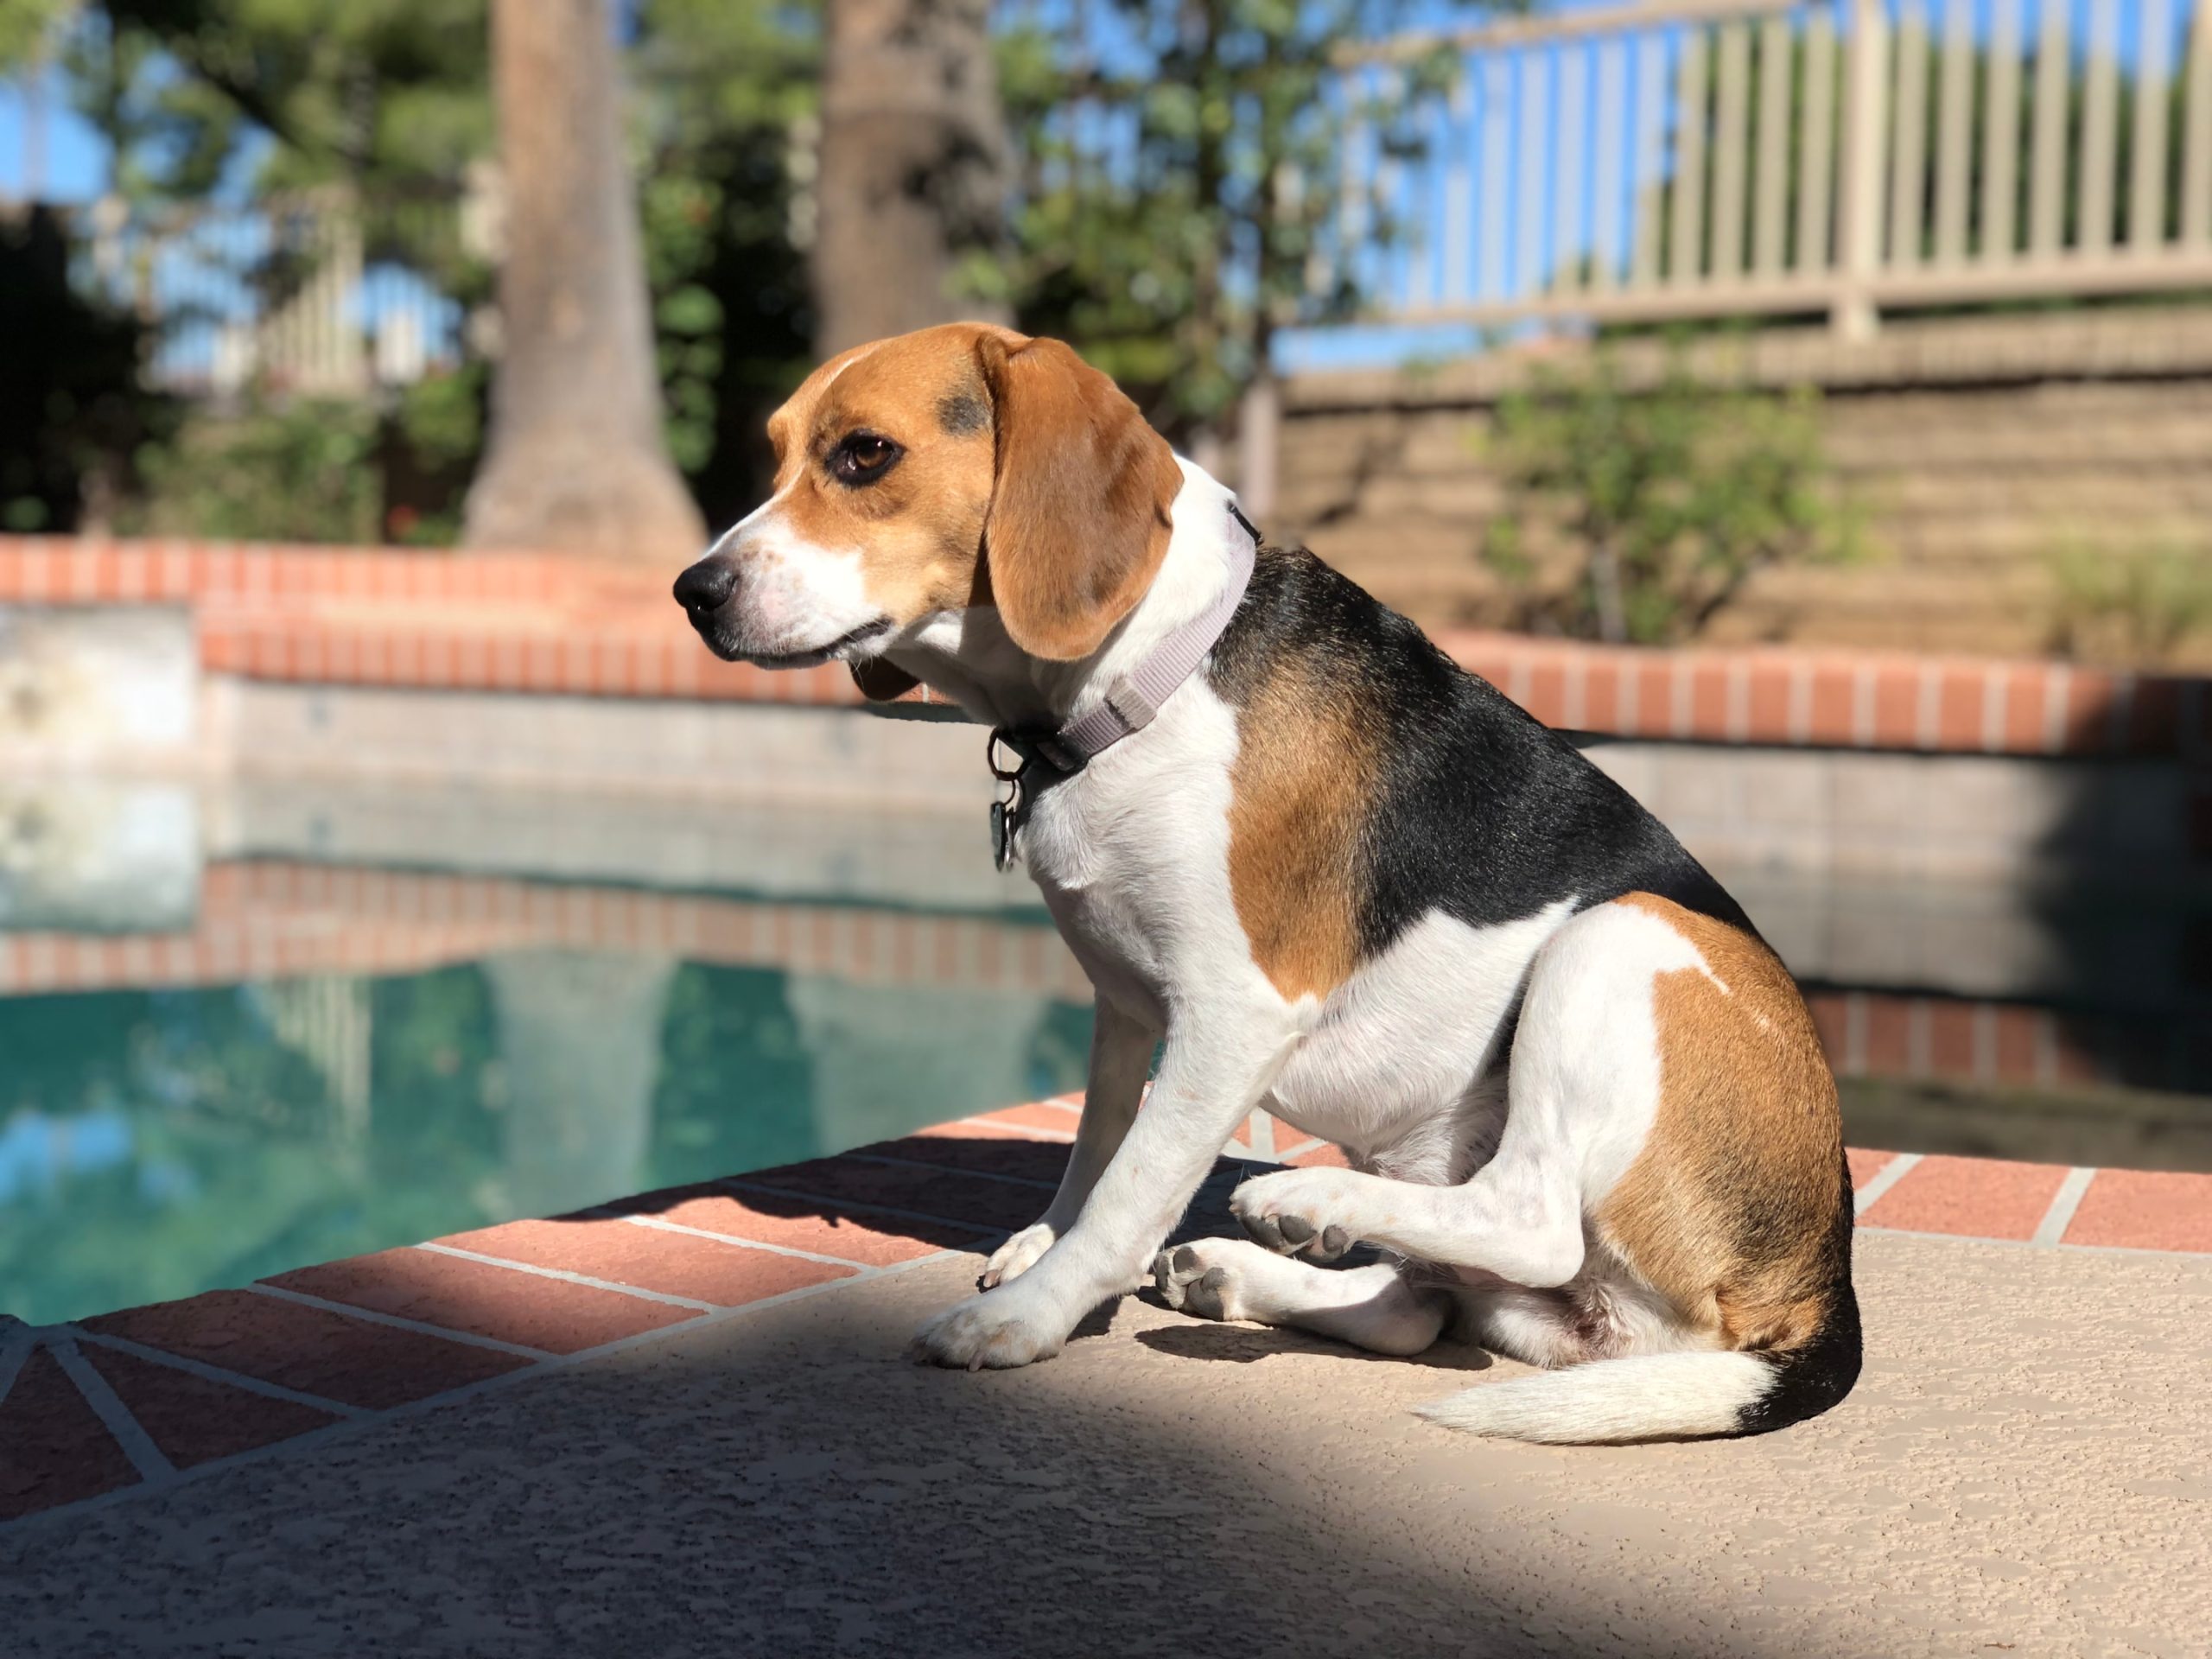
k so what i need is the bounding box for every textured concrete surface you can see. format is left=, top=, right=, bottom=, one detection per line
left=6, top=1229, right=2208, bottom=1658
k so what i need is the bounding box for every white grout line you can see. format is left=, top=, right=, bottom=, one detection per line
left=0, top=1322, right=39, bottom=1412
left=715, top=1179, right=1005, bottom=1237
left=410, top=1243, right=723, bottom=1312
left=618, top=1213, right=873, bottom=1269
left=48, top=1337, right=176, bottom=1482
left=1274, top=1139, right=1327, bottom=1163
left=69, top=1330, right=369, bottom=1419
left=2031, top=1167, right=2098, bottom=1247
left=846, top=1153, right=1060, bottom=1193
left=4, top=1248, right=969, bottom=1536
left=1853, top=1152, right=1923, bottom=1217
left=248, top=1282, right=557, bottom=1360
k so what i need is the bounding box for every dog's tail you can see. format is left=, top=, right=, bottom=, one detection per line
left=1416, top=1284, right=1861, bottom=1445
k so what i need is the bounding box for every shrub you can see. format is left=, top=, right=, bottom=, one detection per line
left=1480, top=351, right=1861, bottom=645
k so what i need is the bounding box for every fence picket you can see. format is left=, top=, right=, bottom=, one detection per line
left=1798, top=9, right=1839, bottom=270
left=1754, top=14, right=1793, bottom=274
left=1713, top=21, right=1753, bottom=277
left=2081, top=0, right=2122, bottom=255
left=1888, top=0, right=1930, bottom=264
left=2132, top=0, right=2173, bottom=248
left=1933, top=0, right=1974, bottom=263
left=1671, top=29, right=1712, bottom=283
left=2029, top=0, right=2072, bottom=255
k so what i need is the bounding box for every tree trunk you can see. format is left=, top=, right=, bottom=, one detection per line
left=812, top=0, right=1008, bottom=355
left=464, top=0, right=703, bottom=563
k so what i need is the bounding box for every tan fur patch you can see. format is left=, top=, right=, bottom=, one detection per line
left=1225, top=656, right=1376, bottom=1001
left=1596, top=893, right=1846, bottom=1354
left=751, top=323, right=1179, bottom=657
left=760, top=326, right=1011, bottom=630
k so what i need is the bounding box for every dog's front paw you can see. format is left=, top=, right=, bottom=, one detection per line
left=1231, top=1168, right=1357, bottom=1261
left=977, top=1221, right=1056, bottom=1290
left=912, top=1288, right=1066, bottom=1371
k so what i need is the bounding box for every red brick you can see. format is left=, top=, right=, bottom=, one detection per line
left=1746, top=661, right=1793, bottom=743
left=84, top=1289, right=526, bottom=1411
left=599, top=1182, right=990, bottom=1263
left=79, top=1344, right=339, bottom=1471
left=1287, top=1141, right=1349, bottom=1168
left=910, top=1118, right=1063, bottom=1143
left=2056, top=669, right=2115, bottom=753
left=433, top=1217, right=853, bottom=1305
left=1807, top=663, right=1859, bottom=746
left=2061, top=1169, right=2212, bottom=1252
left=1688, top=663, right=1730, bottom=740
left=1846, top=1147, right=1897, bottom=1192
left=0, top=1349, right=141, bottom=1521
left=867, top=1134, right=1071, bottom=1185
left=1936, top=665, right=1986, bottom=750
left=1582, top=658, right=1622, bottom=734
left=268, top=1248, right=697, bottom=1355
left=1870, top=661, right=1922, bottom=748
left=1928, top=1001, right=1978, bottom=1078
left=741, top=1156, right=1044, bottom=1230
left=1859, top=1154, right=2071, bottom=1240
left=1523, top=652, right=1567, bottom=726
left=974, top=1101, right=1081, bottom=1135
left=2001, top=666, right=2050, bottom=753
left=1861, top=997, right=1911, bottom=1075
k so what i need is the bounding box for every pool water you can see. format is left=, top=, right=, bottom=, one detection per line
left=3, top=779, right=2207, bottom=1326
left=0, top=963, right=1093, bottom=1327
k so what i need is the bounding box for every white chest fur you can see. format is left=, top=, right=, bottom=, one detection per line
left=1017, top=678, right=1574, bottom=1168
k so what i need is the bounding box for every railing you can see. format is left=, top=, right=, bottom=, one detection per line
left=67, top=183, right=493, bottom=398
left=1338, top=0, right=2212, bottom=337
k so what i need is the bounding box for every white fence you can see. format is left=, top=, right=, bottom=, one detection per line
left=1338, top=0, right=2212, bottom=337
left=67, top=185, right=492, bottom=398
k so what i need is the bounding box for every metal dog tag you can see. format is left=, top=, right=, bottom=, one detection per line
left=989, top=798, right=1011, bottom=870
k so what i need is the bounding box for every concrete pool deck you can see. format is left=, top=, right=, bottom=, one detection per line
left=4, top=1102, right=2210, bottom=1656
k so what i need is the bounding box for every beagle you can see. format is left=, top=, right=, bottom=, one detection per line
left=673, top=322, right=1859, bottom=1443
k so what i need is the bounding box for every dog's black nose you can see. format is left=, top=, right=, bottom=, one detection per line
left=673, top=559, right=737, bottom=614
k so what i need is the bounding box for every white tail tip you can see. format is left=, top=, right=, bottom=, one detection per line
left=1416, top=1351, right=1776, bottom=1445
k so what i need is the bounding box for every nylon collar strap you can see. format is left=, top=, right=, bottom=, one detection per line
left=992, top=501, right=1261, bottom=779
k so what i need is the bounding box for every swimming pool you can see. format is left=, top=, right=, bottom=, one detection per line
left=3, top=772, right=2206, bottom=1325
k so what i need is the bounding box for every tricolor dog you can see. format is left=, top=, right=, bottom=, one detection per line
left=673, top=322, right=1859, bottom=1443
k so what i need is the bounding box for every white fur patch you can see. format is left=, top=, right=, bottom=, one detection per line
left=1417, top=1351, right=1776, bottom=1443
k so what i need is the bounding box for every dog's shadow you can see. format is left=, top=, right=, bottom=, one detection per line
left=1128, top=1294, right=1497, bottom=1371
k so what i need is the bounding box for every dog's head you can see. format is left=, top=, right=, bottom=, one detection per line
left=673, top=323, right=1184, bottom=692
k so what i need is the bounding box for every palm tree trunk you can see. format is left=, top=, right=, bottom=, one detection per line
left=464, top=0, right=703, bottom=563
left=812, top=0, right=1008, bottom=354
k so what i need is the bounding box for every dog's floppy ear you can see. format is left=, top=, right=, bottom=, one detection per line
left=974, top=334, right=1182, bottom=661
left=848, top=659, right=920, bottom=702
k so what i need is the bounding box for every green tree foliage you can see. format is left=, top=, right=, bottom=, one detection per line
left=1483, top=351, right=1859, bottom=645
left=29, top=0, right=817, bottom=540
left=990, top=0, right=1455, bottom=435
left=0, top=0, right=73, bottom=67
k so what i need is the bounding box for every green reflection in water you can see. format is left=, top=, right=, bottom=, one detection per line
left=0, top=957, right=1092, bottom=1326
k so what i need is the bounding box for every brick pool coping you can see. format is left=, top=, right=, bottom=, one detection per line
left=5, top=1096, right=2209, bottom=1532
left=3, top=535, right=2207, bottom=758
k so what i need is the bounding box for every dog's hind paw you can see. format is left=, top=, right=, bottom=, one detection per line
left=1152, top=1243, right=1249, bottom=1322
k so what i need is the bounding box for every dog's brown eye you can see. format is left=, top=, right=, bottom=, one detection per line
left=830, top=433, right=902, bottom=485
